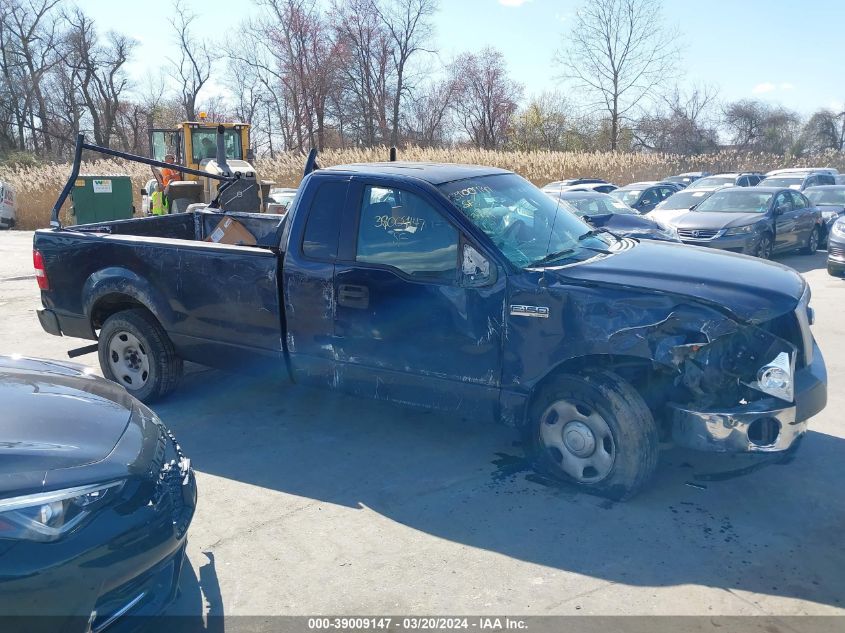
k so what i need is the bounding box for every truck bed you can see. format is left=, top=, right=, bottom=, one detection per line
left=64, top=209, right=288, bottom=249
left=35, top=210, right=289, bottom=371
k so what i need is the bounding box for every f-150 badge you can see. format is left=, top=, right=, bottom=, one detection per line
left=510, top=305, right=550, bottom=318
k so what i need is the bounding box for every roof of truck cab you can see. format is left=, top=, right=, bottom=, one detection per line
left=319, top=162, right=512, bottom=185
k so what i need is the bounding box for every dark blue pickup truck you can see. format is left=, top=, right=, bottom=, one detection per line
left=34, top=161, right=827, bottom=498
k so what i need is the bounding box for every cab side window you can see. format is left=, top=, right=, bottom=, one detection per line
left=302, top=181, right=348, bottom=261
left=356, top=185, right=458, bottom=280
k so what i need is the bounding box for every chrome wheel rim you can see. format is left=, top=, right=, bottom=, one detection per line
left=108, top=331, right=150, bottom=390
left=539, top=399, right=615, bottom=483
left=758, top=237, right=772, bottom=259
left=809, top=230, right=818, bottom=252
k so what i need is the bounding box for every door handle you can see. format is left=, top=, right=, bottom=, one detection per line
left=338, top=284, right=369, bottom=309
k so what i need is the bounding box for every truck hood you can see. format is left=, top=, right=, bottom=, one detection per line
left=556, top=240, right=804, bottom=323
left=0, top=357, right=134, bottom=484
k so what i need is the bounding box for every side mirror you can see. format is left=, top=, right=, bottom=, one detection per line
left=247, top=149, right=256, bottom=162
left=462, top=244, right=496, bottom=287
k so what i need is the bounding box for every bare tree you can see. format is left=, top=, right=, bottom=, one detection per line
left=168, top=0, right=212, bottom=120
left=371, top=0, right=437, bottom=146
left=633, top=84, right=720, bottom=154
left=555, top=0, right=679, bottom=150
left=450, top=48, right=521, bottom=149
left=800, top=108, right=845, bottom=153
left=0, top=0, right=62, bottom=154
left=723, top=99, right=801, bottom=154
left=404, top=78, right=456, bottom=146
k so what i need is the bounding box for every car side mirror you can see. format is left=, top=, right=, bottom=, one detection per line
left=462, top=244, right=496, bottom=287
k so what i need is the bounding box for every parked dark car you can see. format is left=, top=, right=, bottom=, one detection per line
left=555, top=191, right=680, bottom=242
left=34, top=145, right=827, bottom=499
left=662, top=171, right=711, bottom=188
left=0, top=355, right=196, bottom=629
left=609, top=182, right=680, bottom=213
left=672, top=187, right=821, bottom=258
left=758, top=171, right=836, bottom=191
left=828, top=217, right=845, bottom=276
left=804, top=185, right=845, bottom=244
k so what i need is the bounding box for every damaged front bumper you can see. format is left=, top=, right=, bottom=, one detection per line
left=670, top=340, right=827, bottom=452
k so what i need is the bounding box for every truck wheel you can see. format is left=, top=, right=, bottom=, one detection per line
left=526, top=370, right=659, bottom=500
left=800, top=227, right=819, bottom=255
left=98, top=309, right=183, bottom=402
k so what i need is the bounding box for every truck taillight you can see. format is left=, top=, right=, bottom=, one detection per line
left=33, top=250, right=49, bottom=290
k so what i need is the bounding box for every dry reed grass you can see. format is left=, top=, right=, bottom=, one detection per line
left=2, top=148, right=843, bottom=230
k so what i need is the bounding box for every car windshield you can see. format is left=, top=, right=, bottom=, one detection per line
left=562, top=195, right=636, bottom=216
left=609, top=189, right=643, bottom=205
left=694, top=176, right=735, bottom=188
left=438, top=173, right=617, bottom=268
left=761, top=177, right=802, bottom=188
left=693, top=190, right=773, bottom=213
left=655, top=190, right=711, bottom=210
left=806, top=189, right=845, bottom=205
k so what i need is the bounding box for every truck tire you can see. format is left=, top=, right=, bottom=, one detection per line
left=800, top=226, right=819, bottom=255
left=98, top=309, right=183, bottom=403
left=525, top=370, right=659, bottom=501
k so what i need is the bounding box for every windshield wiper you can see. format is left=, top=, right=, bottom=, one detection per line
left=529, top=248, right=577, bottom=267
left=577, top=228, right=614, bottom=253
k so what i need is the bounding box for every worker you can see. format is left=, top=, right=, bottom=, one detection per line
left=150, top=182, right=169, bottom=216
left=201, top=138, right=216, bottom=159
left=160, top=153, right=180, bottom=188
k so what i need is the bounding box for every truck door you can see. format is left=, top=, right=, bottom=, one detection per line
left=332, top=180, right=506, bottom=416
left=282, top=176, right=350, bottom=386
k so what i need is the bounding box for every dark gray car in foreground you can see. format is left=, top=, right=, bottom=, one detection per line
left=828, top=217, right=845, bottom=276
left=670, top=187, right=821, bottom=258
left=805, top=185, right=845, bottom=244
left=0, top=355, right=196, bottom=631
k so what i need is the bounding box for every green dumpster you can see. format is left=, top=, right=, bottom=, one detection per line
left=70, top=175, right=134, bottom=225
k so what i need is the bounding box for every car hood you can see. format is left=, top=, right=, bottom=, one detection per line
left=673, top=211, right=763, bottom=230
left=646, top=208, right=691, bottom=226
left=585, top=213, right=676, bottom=241
left=555, top=240, right=804, bottom=324
left=0, top=357, right=137, bottom=493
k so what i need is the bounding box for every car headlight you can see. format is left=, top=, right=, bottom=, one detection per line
left=656, top=223, right=679, bottom=240
left=753, top=351, right=794, bottom=402
left=832, top=218, right=845, bottom=239
left=0, top=480, right=124, bottom=542
left=723, top=224, right=755, bottom=236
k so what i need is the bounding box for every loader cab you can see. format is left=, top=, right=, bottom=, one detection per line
left=147, top=121, right=263, bottom=213
left=148, top=122, right=251, bottom=177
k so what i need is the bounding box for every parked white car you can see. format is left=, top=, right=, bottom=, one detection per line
left=140, top=178, right=157, bottom=216
left=0, top=181, right=17, bottom=229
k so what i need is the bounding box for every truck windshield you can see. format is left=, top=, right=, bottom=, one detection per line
left=190, top=128, right=243, bottom=162
left=439, top=173, right=617, bottom=268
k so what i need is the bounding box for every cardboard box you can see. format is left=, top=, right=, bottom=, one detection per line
left=204, top=216, right=257, bottom=246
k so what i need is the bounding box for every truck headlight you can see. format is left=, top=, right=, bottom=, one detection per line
left=754, top=352, right=794, bottom=402
left=723, top=224, right=755, bottom=236
left=832, top=218, right=845, bottom=239
left=0, top=481, right=124, bottom=542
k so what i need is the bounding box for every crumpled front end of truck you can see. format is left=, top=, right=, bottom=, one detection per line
left=594, top=285, right=826, bottom=453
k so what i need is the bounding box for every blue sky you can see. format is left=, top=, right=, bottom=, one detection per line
left=82, top=0, right=845, bottom=115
